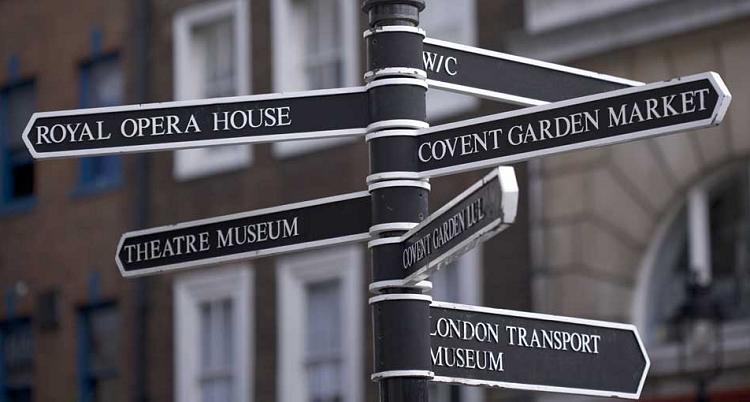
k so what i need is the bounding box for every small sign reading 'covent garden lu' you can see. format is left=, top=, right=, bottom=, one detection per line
left=23, top=87, right=368, bottom=159
left=115, top=192, right=371, bottom=277
left=399, top=166, right=518, bottom=284
left=429, top=302, right=650, bottom=399
left=415, top=72, right=731, bottom=178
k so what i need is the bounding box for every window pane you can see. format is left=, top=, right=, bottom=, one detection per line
left=8, top=155, right=33, bottom=199
left=85, top=57, right=123, bottom=107
left=221, top=299, right=233, bottom=368
left=5, top=84, right=33, bottom=148
left=88, top=307, right=119, bottom=376
left=305, top=0, right=342, bottom=89
left=200, top=302, right=212, bottom=368
left=81, top=305, right=120, bottom=402
left=2, top=320, right=33, bottom=395
left=188, top=15, right=245, bottom=162
left=2, top=82, right=35, bottom=202
left=306, top=280, right=342, bottom=401
left=79, top=56, right=123, bottom=188
left=199, top=298, right=234, bottom=402
left=193, top=17, right=236, bottom=98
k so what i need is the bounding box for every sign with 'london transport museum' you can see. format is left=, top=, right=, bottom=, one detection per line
left=115, top=192, right=371, bottom=277
left=429, top=301, right=650, bottom=399
left=23, top=87, right=368, bottom=159
left=423, top=37, right=642, bottom=105
left=400, top=166, right=518, bottom=284
left=415, top=72, right=731, bottom=178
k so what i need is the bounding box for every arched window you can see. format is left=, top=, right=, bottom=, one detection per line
left=640, top=162, right=750, bottom=347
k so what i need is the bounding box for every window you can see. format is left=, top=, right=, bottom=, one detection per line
left=173, top=0, right=251, bottom=180
left=0, top=318, right=33, bottom=402
left=421, top=0, right=478, bottom=121
left=306, top=280, right=343, bottom=401
left=271, top=0, right=359, bottom=158
left=0, top=81, right=35, bottom=210
left=174, top=265, right=253, bottom=402
left=637, top=162, right=750, bottom=369
left=78, top=303, right=120, bottom=402
left=277, top=245, right=362, bottom=402
left=429, top=247, right=482, bottom=402
left=76, top=54, right=123, bottom=194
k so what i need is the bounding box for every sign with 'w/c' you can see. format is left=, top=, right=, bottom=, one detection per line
left=422, top=37, right=642, bottom=105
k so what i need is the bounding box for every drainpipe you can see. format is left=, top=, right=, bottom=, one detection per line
left=131, top=0, right=150, bottom=401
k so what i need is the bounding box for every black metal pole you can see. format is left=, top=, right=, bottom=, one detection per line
left=131, top=0, right=150, bottom=401
left=363, top=1, right=431, bottom=402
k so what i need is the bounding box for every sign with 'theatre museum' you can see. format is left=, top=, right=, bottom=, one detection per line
left=115, top=192, right=371, bottom=277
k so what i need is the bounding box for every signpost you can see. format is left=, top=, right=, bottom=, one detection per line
left=429, top=301, right=650, bottom=399
left=22, top=1, right=737, bottom=399
left=23, top=87, right=368, bottom=158
left=423, top=37, right=643, bottom=105
left=115, top=191, right=371, bottom=277
left=414, top=72, right=731, bottom=178
left=398, top=166, right=518, bottom=284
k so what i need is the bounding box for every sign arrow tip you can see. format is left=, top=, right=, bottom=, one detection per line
left=706, top=71, right=732, bottom=125
left=21, top=113, right=39, bottom=159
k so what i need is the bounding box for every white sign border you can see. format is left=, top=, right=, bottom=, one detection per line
left=430, top=300, right=651, bottom=400
left=23, top=86, right=368, bottom=159
left=418, top=72, right=732, bottom=178
left=115, top=190, right=371, bottom=278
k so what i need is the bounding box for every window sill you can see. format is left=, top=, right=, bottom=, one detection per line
left=0, top=197, right=37, bottom=218
left=70, top=179, right=122, bottom=199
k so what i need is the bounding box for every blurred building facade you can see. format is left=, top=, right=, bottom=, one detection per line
left=0, top=1, right=748, bottom=402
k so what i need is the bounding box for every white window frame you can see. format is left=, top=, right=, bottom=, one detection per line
left=174, top=265, right=254, bottom=402
left=421, top=0, right=478, bottom=121
left=276, top=245, right=363, bottom=402
left=172, top=0, right=252, bottom=180
left=270, top=0, right=359, bottom=159
left=429, top=246, right=483, bottom=402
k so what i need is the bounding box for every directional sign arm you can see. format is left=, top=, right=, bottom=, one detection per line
left=24, top=87, right=369, bottom=159
left=400, top=166, right=518, bottom=284
left=416, top=72, right=731, bottom=178
left=429, top=301, right=650, bottom=399
left=115, top=191, right=371, bottom=277
left=423, top=37, right=643, bottom=105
